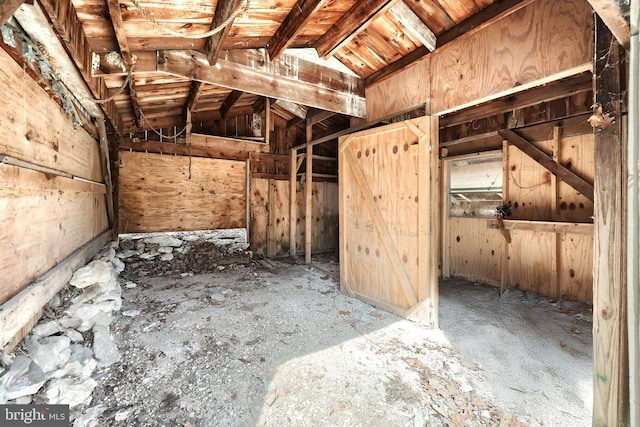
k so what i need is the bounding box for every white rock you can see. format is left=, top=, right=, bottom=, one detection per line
left=114, top=407, right=134, bottom=422
left=69, top=260, right=116, bottom=289
left=122, top=310, right=141, bottom=318
left=29, top=336, right=71, bottom=373
left=65, top=329, right=84, bottom=343
left=111, top=257, right=125, bottom=274
left=144, top=235, right=183, bottom=247
left=67, top=301, right=118, bottom=332
left=210, top=293, right=225, bottom=303
left=59, top=317, right=83, bottom=329
left=160, top=253, right=174, bottom=261
left=64, top=358, right=97, bottom=378
left=15, top=395, right=32, bottom=404
left=3, top=362, right=47, bottom=401
left=73, top=404, right=107, bottom=427
left=92, top=325, right=120, bottom=368
left=135, top=242, right=145, bottom=252
left=124, top=281, right=138, bottom=289
left=95, top=247, right=116, bottom=262
left=139, top=252, right=158, bottom=260
left=0, top=355, right=32, bottom=388
left=90, top=310, right=114, bottom=328
left=31, top=320, right=62, bottom=337
left=117, top=249, right=138, bottom=259
left=47, top=294, right=63, bottom=308
left=158, top=246, right=173, bottom=254
left=45, top=377, right=97, bottom=408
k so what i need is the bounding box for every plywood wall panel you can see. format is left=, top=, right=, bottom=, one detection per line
left=365, top=56, right=430, bottom=121
left=430, top=0, right=593, bottom=114
left=557, top=134, right=594, bottom=223
left=507, top=230, right=555, bottom=296
left=559, top=233, right=593, bottom=301
left=250, top=178, right=269, bottom=255
left=447, top=217, right=501, bottom=285
left=0, top=48, right=102, bottom=182
left=0, top=164, right=108, bottom=304
left=118, top=151, right=246, bottom=233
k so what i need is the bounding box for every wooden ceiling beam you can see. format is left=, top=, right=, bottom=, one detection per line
left=267, top=0, right=325, bottom=61
left=587, top=0, right=630, bottom=48
left=158, top=49, right=366, bottom=118
left=315, top=0, right=397, bottom=58
left=106, top=0, right=142, bottom=129
left=204, top=0, right=243, bottom=66
left=0, top=0, right=27, bottom=26
left=388, top=1, right=436, bottom=51
left=37, top=0, right=122, bottom=131
left=364, top=0, right=535, bottom=87
left=252, top=96, right=266, bottom=114
left=219, top=89, right=244, bottom=118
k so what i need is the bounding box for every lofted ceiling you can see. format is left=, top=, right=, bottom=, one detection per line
left=10, top=0, right=502, bottom=134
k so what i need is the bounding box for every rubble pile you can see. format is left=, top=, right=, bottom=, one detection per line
left=0, top=245, right=123, bottom=425
left=116, top=230, right=252, bottom=278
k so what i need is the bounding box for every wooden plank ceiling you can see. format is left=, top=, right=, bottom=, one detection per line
left=14, top=0, right=499, bottom=133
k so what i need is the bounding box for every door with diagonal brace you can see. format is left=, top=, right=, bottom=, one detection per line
left=338, top=116, right=440, bottom=327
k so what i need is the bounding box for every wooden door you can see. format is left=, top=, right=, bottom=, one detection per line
left=338, top=116, right=439, bottom=327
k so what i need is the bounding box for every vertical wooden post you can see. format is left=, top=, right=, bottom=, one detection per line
left=245, top=158, right=251, bottom=244
left=97, top=118, right=115, bottom=233
left=305, top=120, right=313, bottom=265
left=289, top=148, right=297, bottom=256
left=427, top=115, right=440, bottom=327
left=592, top=16, right=628, bottom=426
left=500, top=139, right=509, bottom=295
left=441, top=157, right=450, bottom=278
left=267, top=180, right=276, bottom=258
left=550, top=126, right=561, bottom=299
left=265, top=98, right=271, bottom=148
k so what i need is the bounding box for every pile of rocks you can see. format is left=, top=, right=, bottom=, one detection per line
left=116, top=229, right=252, bottom=277
left=0, top=245, right=123, bottom=421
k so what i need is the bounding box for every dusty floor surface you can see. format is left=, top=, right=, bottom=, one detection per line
left=90, top=256, right=592, bottom=426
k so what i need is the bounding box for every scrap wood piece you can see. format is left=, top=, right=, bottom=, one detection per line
left=498, top=129, right=594, bottom=201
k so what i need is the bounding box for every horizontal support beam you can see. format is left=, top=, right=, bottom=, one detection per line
left=487, top=219, right=594, bottom=235
left=157, top=50, right=366, bottom=118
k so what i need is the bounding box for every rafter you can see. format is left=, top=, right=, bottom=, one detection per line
left=106, top=0, right=141, bottom=128
left=158, top=49, right=366, bottom=117
left=587, top=0, right=630, bottom=47
left=204, top=0, right=243, bottom=66
left=219, top=89, right=244, bottom=118
left=267, top=0, right=325, bottom=61
left=388, top=1, right=436, bottom=51
left=0, top=0, right=26, bottom=26
left=314, top=0, right=396, bottom=58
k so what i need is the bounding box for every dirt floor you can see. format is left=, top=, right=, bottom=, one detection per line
left=86, top=252, right=592, bottom=427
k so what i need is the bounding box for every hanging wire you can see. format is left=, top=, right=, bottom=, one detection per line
left=139, top=110, right=191, bottom=143
left=129, top=0, right=249, bottom=39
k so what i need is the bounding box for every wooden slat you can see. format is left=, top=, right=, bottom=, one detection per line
left=290, top=148, right=298, bottom=256
left=305, top=122, right=313, bottom=264
left=0, top=230, right=111, bottom=350
left=188, top=133, right=270, bottom=152
left=388, top=1, right=436, bottom=50
left=120, top=139, right=251, bottom=161
left=158, top=50, right=366, bottom=118
left=267, top=0, right=325, bottom=60
left=315, top=0, right=396, bottom=58
left=499, top=129, right=594, bottom=202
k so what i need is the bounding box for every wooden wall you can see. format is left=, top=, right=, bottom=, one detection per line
left=0, top=47, right=108, bottom=305
left=250, top=178, right=338, bottom=257
left=118, top=151, right=246, bottom=233
left=365, top=0, right=593, bottom=120
left=444, top=131, right=594, bottom=301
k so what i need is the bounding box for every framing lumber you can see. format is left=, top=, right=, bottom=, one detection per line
left=267, top=0, right=325, bottom=61
left=486, top=219, right=594, bottom=235
left=157, top=50, right=366, bottom=118
left=220, top=90, right=245, bottom=118
left=38, top=0, right=122, bottom=131
left=106, top=0, right=141, bottom=128
left=0, top=0, right=26, bottom=26
left=592, top=16, right=628, bottom=426
left=120, top=139, right=251, bottom=161
left=97, top=119, right=115, bottom=230
left=204, top=0, right=243, bottom=65
left=290, top=148, right=298, bottom=256
left=498, top=129, right=594, bottom=202
left=305, top=120, right=313, bottom=264
left=245, top=158, right=251, bottom=242
left=388, top=1, right=436, bottom=51
left=0, top=230, right=111, bottom=350
left=315, top=0, right=397, bottom=58
left=291, top=103, right=427, bottom=150
left=587, top=0, right=631, bottom=48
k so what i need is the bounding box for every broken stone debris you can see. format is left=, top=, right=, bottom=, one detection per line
left=0, top=242, right=123, bottom=413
